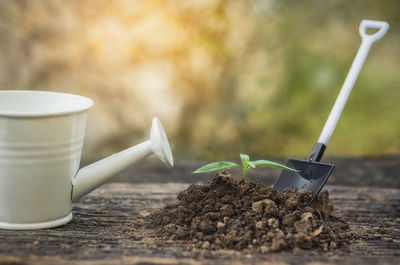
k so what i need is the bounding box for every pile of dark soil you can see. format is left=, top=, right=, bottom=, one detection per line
left=144, top=171, right=354, bottom=253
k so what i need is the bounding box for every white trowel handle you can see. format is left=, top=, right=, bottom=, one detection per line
left=317, top=20, right=389, bottom=145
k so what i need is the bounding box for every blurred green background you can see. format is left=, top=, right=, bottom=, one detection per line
left=0, top=0, right=399, bottom=161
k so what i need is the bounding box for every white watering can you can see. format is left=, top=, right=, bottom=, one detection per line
left=0, top=90, right=174, bottom=230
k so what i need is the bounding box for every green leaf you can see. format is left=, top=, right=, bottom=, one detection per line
left=254, top=160, right=299, bottom=171
left=193, top=161, right=241, bottom=173
left=240, top=153, right=250, bottom=162
left=248, top=161, right=256, bottom=168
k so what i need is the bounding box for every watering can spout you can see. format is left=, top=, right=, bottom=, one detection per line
left=71, top=117, right=173, bottom=202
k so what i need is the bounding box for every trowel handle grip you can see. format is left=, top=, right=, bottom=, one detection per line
left=317, top=20, right=389, bottom=145
left=359, top=20, right=389, bottom=43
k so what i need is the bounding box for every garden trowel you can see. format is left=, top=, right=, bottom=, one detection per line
left=273, top=19, right=389, bottom=203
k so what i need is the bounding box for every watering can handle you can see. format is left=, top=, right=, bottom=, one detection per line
left=317, top=20, right=389, bottom=146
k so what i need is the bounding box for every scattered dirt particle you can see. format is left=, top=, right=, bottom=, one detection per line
left=310, top=225, right=324, bottom=237
left=217, top=222, right=225, bottom=228
left=267, top=218, right=279, bottom=228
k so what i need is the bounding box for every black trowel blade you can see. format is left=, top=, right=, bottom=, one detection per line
left=273, top=159, right=335, bottom=203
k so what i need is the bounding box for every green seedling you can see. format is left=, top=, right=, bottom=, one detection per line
left=193, top=153, right=298, bottom=183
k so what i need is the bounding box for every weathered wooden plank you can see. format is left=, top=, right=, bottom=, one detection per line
left=105, top=156, right=400, bottom=188
left=0, top=183, right=399, bottom=265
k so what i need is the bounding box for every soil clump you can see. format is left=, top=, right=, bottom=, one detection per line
left=144, top=171, right=354, bottom=253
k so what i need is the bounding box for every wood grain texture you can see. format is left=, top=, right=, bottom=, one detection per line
left=0, top=182, right=399, bottom=265
left=103, top=156, right=400, bottom=188
left=1, top=156, right=400, bottom=264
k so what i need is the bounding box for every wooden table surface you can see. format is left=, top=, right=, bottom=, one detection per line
left=1, top=156, right=399, bottom=265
